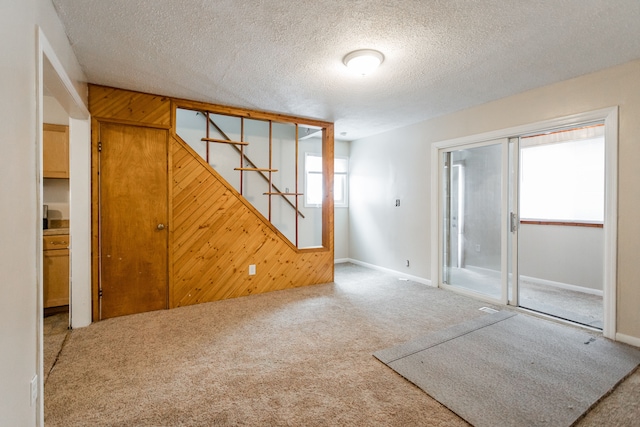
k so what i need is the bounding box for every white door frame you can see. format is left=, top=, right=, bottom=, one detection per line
left=431, top=107, right=618, bottom=339
left=437, top=138, right=510, bottom=306
left=36, top=27, right=91, bottom=425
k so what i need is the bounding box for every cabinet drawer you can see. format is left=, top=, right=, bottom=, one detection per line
left=43, top=235, right=69, bottom=250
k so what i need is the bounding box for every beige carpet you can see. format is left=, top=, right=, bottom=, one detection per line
left=43, top=312, right=69, bottom=384
left=44, top=263, right=640, bottom=426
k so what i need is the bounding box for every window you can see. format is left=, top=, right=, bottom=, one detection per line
left=520, top=125, right=604, bottom=222
left=305, top=153, right=349, bottom=207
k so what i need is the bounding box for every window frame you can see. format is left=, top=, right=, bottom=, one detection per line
left=304, top=153, right=349, bottom=208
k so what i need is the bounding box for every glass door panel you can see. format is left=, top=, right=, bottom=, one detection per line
left=442, top=142, right=503, bottom=300
left=517, top=125, right=605, bottom=328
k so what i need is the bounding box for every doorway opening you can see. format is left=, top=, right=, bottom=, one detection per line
left=38, top=26, right=92, bottom=423
left=432, top=108, right=618, bottom=338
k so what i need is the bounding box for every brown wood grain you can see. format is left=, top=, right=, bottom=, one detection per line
left=99, top=123, right=169, bottom=319
left=202, top=137, right=249, bottom=146
left=90, top=85, right=334, bottom=319
left=89, top=85, right=171, bottom=127
left=43, top=123, right=69, bottom=178
left=43, top=247, right=69, bottom=308
left=174, top=98, right=333, bottom=128
left=520, top=220, right=603, bottom=228
left=171, top=137, right=333, bottom=308
left=91, top=118, right=100, bottom=321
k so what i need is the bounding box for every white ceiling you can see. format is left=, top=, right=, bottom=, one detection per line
left=51, top=0, right=640, bottom=141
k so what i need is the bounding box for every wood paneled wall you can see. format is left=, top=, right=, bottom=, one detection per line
left=89, top=85, right=171, bottom=127
left=90, top=85, right=334, bottom=317
left=171, top=137, right=333, bottom=307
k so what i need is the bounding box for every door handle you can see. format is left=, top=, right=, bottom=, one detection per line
left=157, top=223, right=165, bottom=230
left=510, top=212, right=518, bottom=233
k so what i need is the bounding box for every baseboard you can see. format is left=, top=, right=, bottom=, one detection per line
left=520, top=275, right=603, bottom=296
left=615, top=332, right=640, bottom=348
left=334, top=258, right=350, bottom=264
left=342, top=258, right=433, bottom=286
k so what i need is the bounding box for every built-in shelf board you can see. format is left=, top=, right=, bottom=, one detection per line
left=234, top=167, right=279, bottom=172
left=201, top=137, right=249, bottom=146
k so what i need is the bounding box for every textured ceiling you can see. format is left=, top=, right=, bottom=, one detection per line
left=51, top=0, right=640, bottom=140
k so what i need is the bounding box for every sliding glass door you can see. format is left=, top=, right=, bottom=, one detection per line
left=516, top=124, right=605, bottom=329
left=441, top=139, right=509, bottom=303
left=437, top=124, right=606, bottom=330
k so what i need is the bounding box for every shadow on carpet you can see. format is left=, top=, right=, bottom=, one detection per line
left=374, top=311, right=640, bottom=427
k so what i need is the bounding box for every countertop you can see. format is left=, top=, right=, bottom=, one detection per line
left=44, top=228, right=69, bottom=236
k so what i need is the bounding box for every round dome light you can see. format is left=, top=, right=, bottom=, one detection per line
left=343, top=49, right=384, bottom=76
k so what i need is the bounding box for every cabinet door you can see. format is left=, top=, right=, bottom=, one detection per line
left=43, top=123, right=69, bottom=178
left=44, top=248, right=70, bottom=308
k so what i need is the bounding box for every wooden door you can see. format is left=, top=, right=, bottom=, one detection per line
left=99, top=123, right=168, bottom=319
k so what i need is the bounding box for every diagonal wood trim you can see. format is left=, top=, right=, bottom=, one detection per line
left=173, top=132, right=304, bottom=251
left=90, top=85, right=334, bottom=319
left=201, top=111, right=305, bottom=219
left=172, top=137, right=333, bottom=308
left=89, top=84, right=171, bottom=126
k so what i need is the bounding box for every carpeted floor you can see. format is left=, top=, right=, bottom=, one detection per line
left=44, top=263, right=640, bottom=426
left=43, top=312, right=69, bottom=384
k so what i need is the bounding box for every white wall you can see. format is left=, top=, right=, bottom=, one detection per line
left=69, top=117, right=92, bottom=329
left=0, top=0, right=87, bottom=424
left=334, top=140, right=350, bottom=260
left=349, top=59, right=640, bottom=341
left=43, top=95, right=69, bottom=125
left=349, top=124, right=431, bottom=279
left=519, top=224, right=604, bottom=291
left=43, top=179, right=69, bottom=219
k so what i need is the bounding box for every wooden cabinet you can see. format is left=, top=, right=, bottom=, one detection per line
left=43, top=123, right=69, bottom=178
left=43, top=234, right=69, bottom=308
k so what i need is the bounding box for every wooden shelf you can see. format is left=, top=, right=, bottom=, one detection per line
left=201, top=137, right=249, bottom=146
left=520, top=220, right=603, bottom=228
left=234, top=167, right=278, bottom=172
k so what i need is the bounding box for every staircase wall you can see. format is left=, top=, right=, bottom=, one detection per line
left=90, top=85, right=334, bottom=313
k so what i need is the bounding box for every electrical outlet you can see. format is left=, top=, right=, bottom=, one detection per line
left=249, top=264, right=256, bottom=275
left=395, top=199, right=400, bottom=207
left=30, top=375, right=38, bottom=406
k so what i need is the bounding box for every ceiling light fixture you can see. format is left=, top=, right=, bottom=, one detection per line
left=343, top=49, right=384, bottom=76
